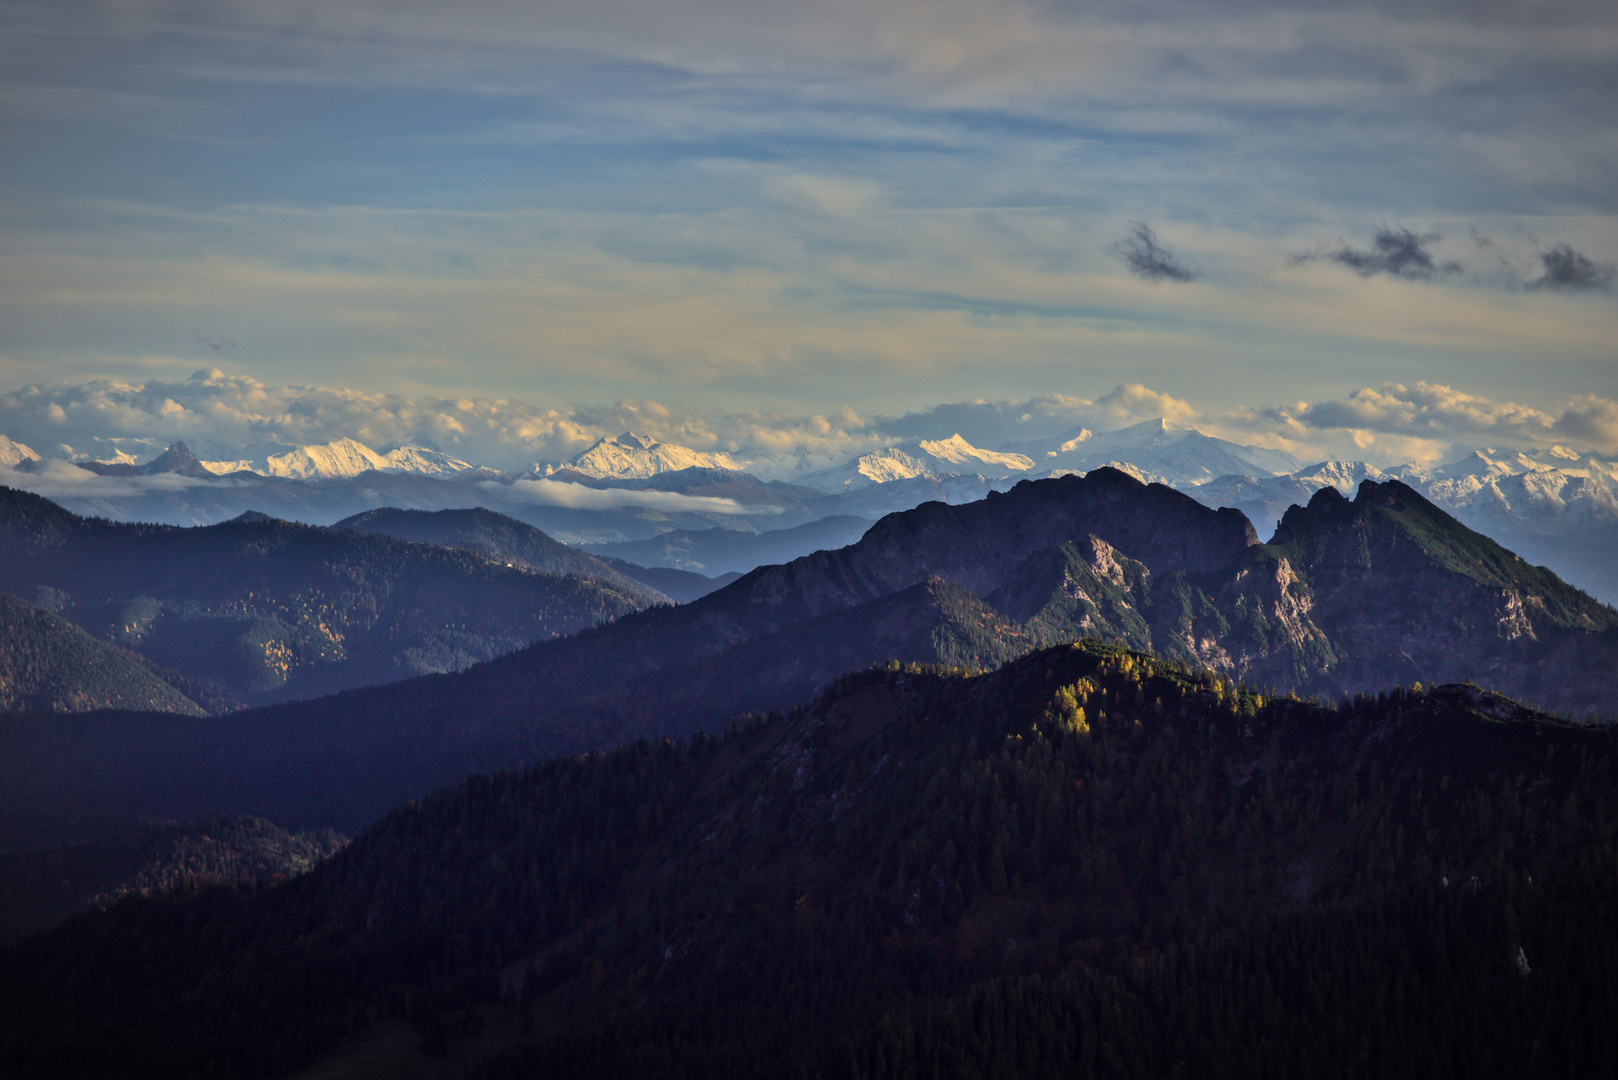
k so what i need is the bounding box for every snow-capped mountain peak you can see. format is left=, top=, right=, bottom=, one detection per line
left=1292, top=460, right=1386, bottom=492
left=1051, top=429, right=1093, bottom=455
left=551, top=432, right=742, bottom=480
left=1033, top=418, right=1298, bottom=486
left=264, top=438, right=391, bottom=480
left=196, top=439, right=480, bottom=478
left=915, top=434, right=1035, bottom=473
left=799, top=434, right=1034, bottom=492
left=380, top=446, right=478, bottom=476
left=0, top=435, right=41, bottom=467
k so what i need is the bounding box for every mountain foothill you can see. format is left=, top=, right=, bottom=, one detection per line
left=1, top=456, right=1617, bottom=1077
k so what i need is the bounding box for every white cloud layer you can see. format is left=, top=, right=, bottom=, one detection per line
left=486, top=478, right=768, bottom=515
left=1, top=374, right=1612, bottom=481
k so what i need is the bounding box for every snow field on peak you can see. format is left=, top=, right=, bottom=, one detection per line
left=553, top=433, right=741, bottom=481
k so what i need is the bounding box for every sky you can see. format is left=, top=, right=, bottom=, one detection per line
left=1, top=0, right=1615, bottom=470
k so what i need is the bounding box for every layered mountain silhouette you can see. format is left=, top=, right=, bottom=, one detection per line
left=2, top=467, right=1613, bottom=850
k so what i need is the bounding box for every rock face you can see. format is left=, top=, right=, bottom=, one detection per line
left=665, top=470, right=1615, bottom=717
left=139, top=442, right=216, bottom=478
left=1258, top=479, right=1618, bottom=715
left=688, top=467, right=1259, bottom=644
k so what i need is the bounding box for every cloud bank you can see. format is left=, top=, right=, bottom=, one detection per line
left=487, top=478, right=768, bottom=515
left=1251, top=382, right=1618, bottom=458
left=2, top=374, right=1614, bottom=484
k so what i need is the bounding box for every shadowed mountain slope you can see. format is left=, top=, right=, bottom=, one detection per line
left=4, top=642, right=1616, bottom=1078
left=0, top=815, right=345, bottom=943
left=582, top=514, right=873, bottom=577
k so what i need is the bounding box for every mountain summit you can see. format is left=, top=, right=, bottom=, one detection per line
left=799, top=433, right=1035, bottom=491
left=551, top=432, right=742, bottom=480
left=139, top=441, right=215, bottom=478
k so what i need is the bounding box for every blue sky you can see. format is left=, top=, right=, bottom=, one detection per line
left=1, top=0, right=1614, bottom=465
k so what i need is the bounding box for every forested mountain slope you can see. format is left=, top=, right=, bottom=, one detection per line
left=4, top=642, right=1615, bottom=1078
left=0, top=816, right=345, bottom=943
left=0, top=487, right=653, bottom=706
left=0, top=592, right=208, bottom=716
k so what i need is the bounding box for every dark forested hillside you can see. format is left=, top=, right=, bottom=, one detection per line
left=3, top=642, right=1615, bottom=1079
left=0, top=487, right=653, bottom=706
left=0, top=816, right=345, bottom=943
left=0, top=592, right=209, bottom=715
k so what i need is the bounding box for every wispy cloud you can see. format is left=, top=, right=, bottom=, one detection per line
left=1527, top=244, right=1617, bottom=292
left=1112, top=222, right=1199, bottom=283
left=1310, top=227, right=1463, bottom=281
left=0, top=0, right=1613, bottom=456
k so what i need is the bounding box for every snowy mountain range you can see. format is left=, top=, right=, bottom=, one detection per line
left=1189, top=447, right=1618, bottom=537
left=0, top=435, right=39, bottom=468
left=547, top=433, right=741, bottom=480
left=196, top=438, right=479, bottom=479
left=1021, top=417, right=1302, bottom=485
left=2, top=423, right=1614, bottom=603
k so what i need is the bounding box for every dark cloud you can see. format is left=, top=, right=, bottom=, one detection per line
left=1527, top=244, right=1616, bottom=292
left=195, top=332, right=237, bottom=352
left=1113, top=222, right=1199, bottom=283
left=1325, top=227, right=1462, bottom=281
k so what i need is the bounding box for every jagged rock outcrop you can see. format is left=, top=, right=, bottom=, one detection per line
left=139, top=442, right=216, bottom=478
left=1259, top=479, right=1618, bottom=714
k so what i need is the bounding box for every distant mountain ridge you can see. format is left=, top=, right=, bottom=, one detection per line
left=0, top=487, right=653, bottom=707
left=4, top=419, right=1615, bottom=603
left=1010, top=417, right=1301, bottom=484
left=331, top=506, right=724, bottom=602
